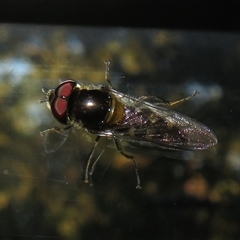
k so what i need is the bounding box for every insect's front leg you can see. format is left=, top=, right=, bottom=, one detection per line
left=40, top=125, right=73, bottom=136
left=89, top=149, right=105, bottom=186
left=113, top=137, right=141, bottom=189
left=84, top=135, right=101, bottom=184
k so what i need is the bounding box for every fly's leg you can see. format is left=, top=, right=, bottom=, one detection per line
left=167, top=90, right=199, bottom=107
left=104, top=60, right=112, bottom=88
left=85, top=135, right=101, bottom=184
left=137, top=96, right=167, bottom=105
left=89, top=150, right=105, bottom=186
left=138, top=90, right=199, bottom=107
left=114, top=138, right=141, bottom=189
left=40, top=125, right=73, bottom=136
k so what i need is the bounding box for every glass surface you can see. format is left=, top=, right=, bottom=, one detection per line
left=0, top=24, right=238, bottom=239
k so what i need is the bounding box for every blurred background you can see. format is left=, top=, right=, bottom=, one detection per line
left=0, top=24, right=239, bottom=239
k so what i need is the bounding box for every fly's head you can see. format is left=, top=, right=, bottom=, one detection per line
left=39, top=80, right=77, bottom=125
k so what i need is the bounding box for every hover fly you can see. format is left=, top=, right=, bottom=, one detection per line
left=39, top=61, right=218, bottom=189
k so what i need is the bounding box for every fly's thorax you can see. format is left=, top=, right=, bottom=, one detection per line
left=68, top=88, right=113, bottom=131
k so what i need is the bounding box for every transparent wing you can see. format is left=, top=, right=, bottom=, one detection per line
left=107, top=90, right=218, bottom=151
left=119, top=138, right=217, bottom=161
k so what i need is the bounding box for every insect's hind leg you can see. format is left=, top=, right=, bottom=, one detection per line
left=167, top=90, right=199, bottom=107
left=138, top=90, right=199, bottom=107
left=113, top=138, right=141, bottom=189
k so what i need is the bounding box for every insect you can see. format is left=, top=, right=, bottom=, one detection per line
left=39, top=61, right=218, bottom=189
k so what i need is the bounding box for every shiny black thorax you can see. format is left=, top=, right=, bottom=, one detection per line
left=68, top=88, right=112, bottom=131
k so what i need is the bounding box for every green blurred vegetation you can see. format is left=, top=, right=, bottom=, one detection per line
left=0, top=24, right=240, bottom=239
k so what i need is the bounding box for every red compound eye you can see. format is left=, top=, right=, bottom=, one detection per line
left=51, top=80, right=76, bottom=124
